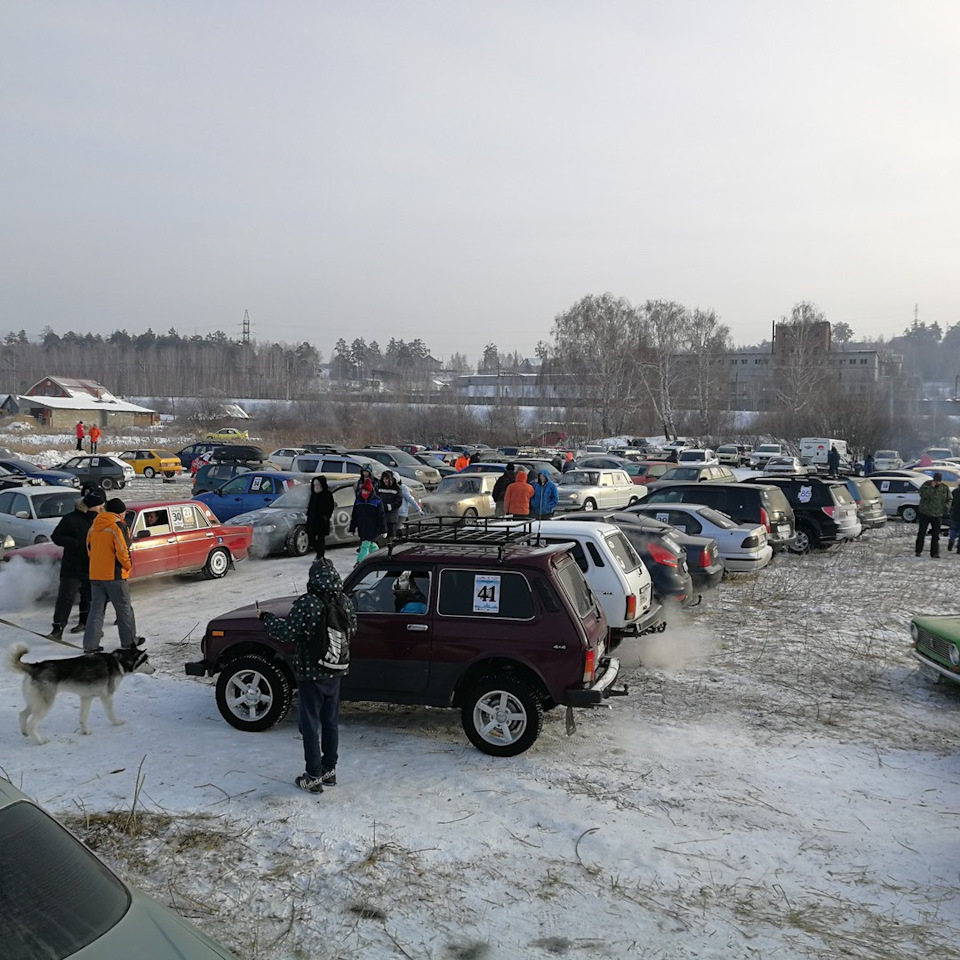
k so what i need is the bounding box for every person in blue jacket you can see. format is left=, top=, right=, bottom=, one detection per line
left=530, top=469, right=559, bottom=520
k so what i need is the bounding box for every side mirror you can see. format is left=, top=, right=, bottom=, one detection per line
left=15, top=511, right=30, bottom=519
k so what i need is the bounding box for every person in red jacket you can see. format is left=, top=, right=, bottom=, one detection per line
left=503, top=469, right=534, bottom=517
left=75, top=420, right=85, bottom=451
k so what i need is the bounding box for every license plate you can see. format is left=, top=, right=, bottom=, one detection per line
left=778, top=524, right=791, bottom=537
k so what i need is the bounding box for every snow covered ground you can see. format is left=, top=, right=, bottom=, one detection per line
left=1, top=463, right=959, bottom=957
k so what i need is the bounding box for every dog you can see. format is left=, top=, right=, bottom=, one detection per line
left=9, top=643, right=155, bottom=745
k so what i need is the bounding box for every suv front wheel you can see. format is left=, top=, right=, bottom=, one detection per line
left=215, top=654, right=293, bottom=731
left=461, top=674, right=544, bottom=757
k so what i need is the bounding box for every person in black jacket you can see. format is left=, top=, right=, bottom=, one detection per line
left=349, top=470, right=387, bottom=563
left=48, top=489, right=105, bottom=641
left=306, top=476, right=335, bottom=559
left=492, top=463, right=516, bottom=517
left=378, top=470, right=404, bottom=543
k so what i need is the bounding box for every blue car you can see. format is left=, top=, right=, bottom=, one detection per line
left=0, top=457, right=80, bottom=488
left=194, top=471, right=303, bottom=522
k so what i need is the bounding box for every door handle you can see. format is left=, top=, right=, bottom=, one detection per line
left=166, top=537, right=176, bottom=543
left=406, top=623, right=429, bottom=632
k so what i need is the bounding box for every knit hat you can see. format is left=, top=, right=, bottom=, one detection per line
left=83, top=489, right=106, bottom=508
left=105, top=498, right=126, bottom=514
left=360, top=478, right=374, bottom=501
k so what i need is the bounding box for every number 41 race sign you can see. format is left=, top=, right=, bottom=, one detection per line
left=473, top=574, right=501, bottom=613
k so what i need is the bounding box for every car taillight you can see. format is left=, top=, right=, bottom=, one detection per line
left=625, top=594, right=637, bottom=619
left=647, top=543, right=678, bottom=567
left=759, top=506, right=770, bottom=532
left=699, top=546, right=711, bottom=568
left=583, top=648, right=596, bottom=683
left=821, top=505, right=835, bottom=518
left=741, top=535, right=761, bottom=548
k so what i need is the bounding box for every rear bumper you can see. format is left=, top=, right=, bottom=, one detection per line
left=613, top=600, right=664, bottom=639
left=723, top=545, right=774, bottom=572
left=562, top=657, right=628, bottom=707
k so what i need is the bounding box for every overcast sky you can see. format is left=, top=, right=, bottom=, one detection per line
left=2, top=1, right=958, bottom=363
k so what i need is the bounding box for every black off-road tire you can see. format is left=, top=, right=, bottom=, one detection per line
left=461, top=674, right=544, bottom=757
left=285, top=525, right=310, bottom=557
left=215, top=654, right=292, bottom=731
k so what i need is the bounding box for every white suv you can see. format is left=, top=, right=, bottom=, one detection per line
left=523, top=520, right=663, bottom=639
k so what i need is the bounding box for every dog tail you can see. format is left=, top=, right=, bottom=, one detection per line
left=8, top=642, right=31, bottom=674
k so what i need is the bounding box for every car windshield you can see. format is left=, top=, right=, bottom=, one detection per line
left=876, top=451, right=897, bottom=459
left=436, top=477, right=480, bottom=495
left=3, top=459, right=37, bottom=472
left=757, top=445, right=781, bottom=454
left=0, top=800, right=130, bottom=959
left=697, top=506, right=738, bottom=529
left=718, top=446, right=737, bottom=454
left=33, top=492, right=82, bottom=519
left=269, top=484, right=312, bottom=509
left=560, top=472, right=600, bottom=487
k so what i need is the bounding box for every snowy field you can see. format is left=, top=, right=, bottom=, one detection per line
left=0, top=448, right=959, bottom=957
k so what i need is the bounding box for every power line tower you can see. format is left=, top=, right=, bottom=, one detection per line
left=241, top=309, right=251, bottom=345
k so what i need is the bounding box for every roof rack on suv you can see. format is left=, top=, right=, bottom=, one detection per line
left=396, top=517, right=536, bottom=560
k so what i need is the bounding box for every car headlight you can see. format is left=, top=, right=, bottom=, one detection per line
left=910, top=622, right=919, bottom=641
left=951, top=645, right=960, bottom=667
left=257, top=524, right=277, bottom=533
left=415, top=470, right=424, bottom=477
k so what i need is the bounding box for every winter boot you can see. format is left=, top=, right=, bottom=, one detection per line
left=295, top=773, right=324, bottom=793
left=47, top=624, right=64, bottom=642
left=69, top=621, right=86, bottom=633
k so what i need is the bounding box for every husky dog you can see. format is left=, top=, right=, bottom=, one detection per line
left=9, top=643, right=155, bottom=745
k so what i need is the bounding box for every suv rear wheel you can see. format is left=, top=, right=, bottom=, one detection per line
left=790, top=523, right=818, bottom=553
left=215, top=654, right=292, bottom=731
left=461, top=674, right=544, bottom=757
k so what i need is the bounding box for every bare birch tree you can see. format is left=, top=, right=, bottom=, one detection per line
left=541, top=293, right=642, bottom=436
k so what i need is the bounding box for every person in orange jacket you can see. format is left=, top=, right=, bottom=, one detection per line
left=83, top=498, right=140, bottom=653
left=503, top=469, right=535, bottom=517
left=454, top=452, right=470, bottom=472
left=89, top=424, right=102, bottom=453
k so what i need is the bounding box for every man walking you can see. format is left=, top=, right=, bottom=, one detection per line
left=48, top=489, right=104, bottom=641
left=915, top=472, right=952, bottom=558
left=260, top=560, right=356, bottom=793
left=84, top=497, right=140, bottom=652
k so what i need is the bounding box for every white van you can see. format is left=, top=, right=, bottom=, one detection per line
left=800, top=438, right=849, bottom=469
left=521, top=520, right=662, bottom=639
